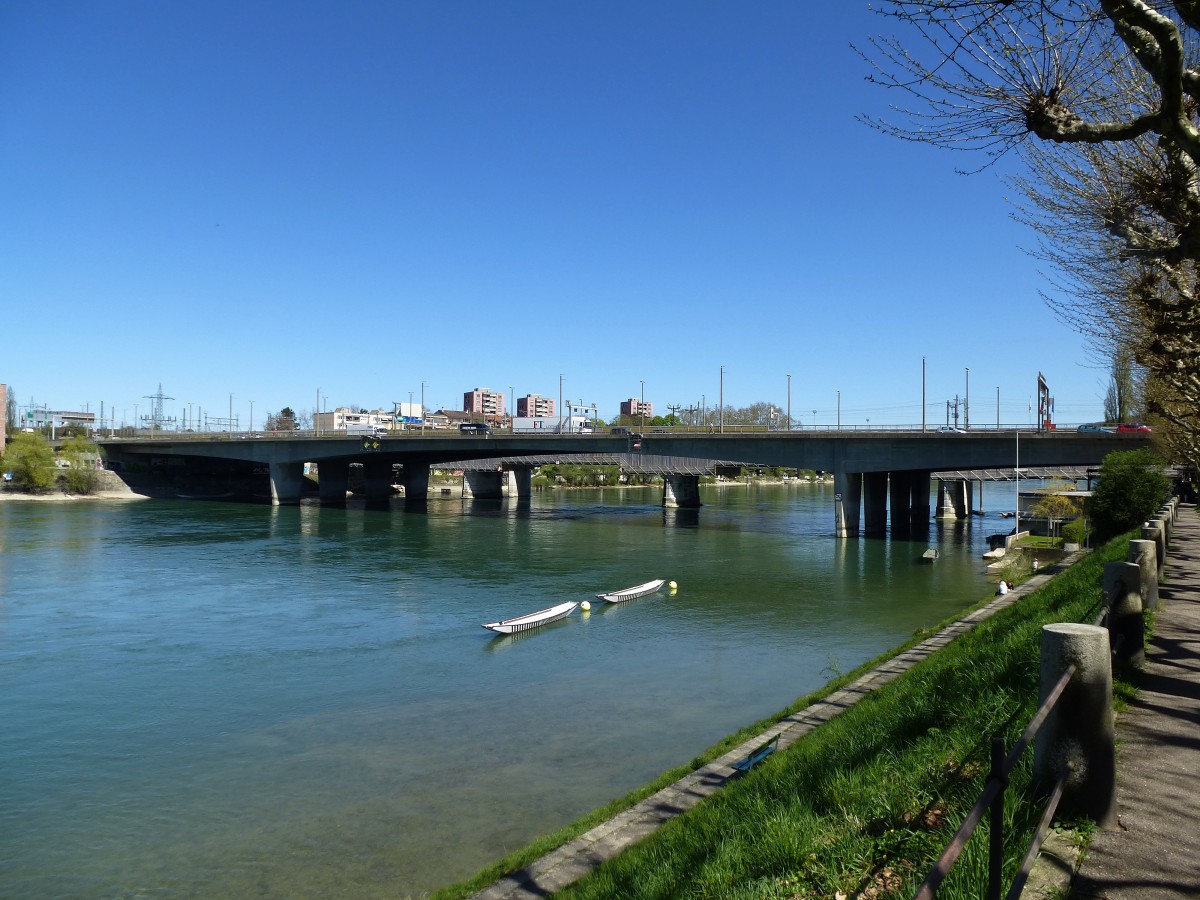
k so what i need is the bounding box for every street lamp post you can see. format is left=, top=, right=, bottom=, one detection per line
left=228, top=393, right=233, bottom=438
left=719, top=366, right=724, bottom=433
left=249, top=399, right=254, bottom=435
left=640, top=379, right=645, bottom=431
left=509, top=385, right=514, bottom=430
left=837, top=391, right=841, bottom=430
left=558, top=374, right=563, bottom=433
left=922, top=356, right=927, bottom=432
left=420, top=382, right=426, bottom=433
left=965, top=367, right=970, bottom=430
left=787, top=374, right=792, bottom=431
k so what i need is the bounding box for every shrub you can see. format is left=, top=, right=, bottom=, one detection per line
left=1060, top=516, right=1087, bottom=546
left=1087, top=448, right=1170, bottom=541
left=1, top=432, right=57, bottom=492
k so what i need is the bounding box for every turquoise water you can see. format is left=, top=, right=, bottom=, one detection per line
left=0, top=484, right=1017, bottom=897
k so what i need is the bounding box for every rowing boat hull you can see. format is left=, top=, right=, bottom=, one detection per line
left=482, top=600, right=578, bottom=634
left=596, top=578, right=666, bottom=603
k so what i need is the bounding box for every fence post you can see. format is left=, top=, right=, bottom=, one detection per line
left=1103, top=562, right=1145, bottom=668
left=1141, top=522, right=1166, bottom=582
left=1034, top=624, right=1117, bottom=828
left=1128, top=539, right=1159, bottom=611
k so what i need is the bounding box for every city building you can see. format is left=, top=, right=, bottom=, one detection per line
left=463, top=387, right=505, bottom=423
left=516, top=394, right=555, bottom=418
left=620, top=398, right=653, bottom=419
left=14, top=403, right=97, bottom=434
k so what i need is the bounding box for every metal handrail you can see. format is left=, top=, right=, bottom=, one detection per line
left=913, top=663, right=1076, bottom=900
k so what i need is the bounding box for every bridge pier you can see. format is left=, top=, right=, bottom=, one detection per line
left=889, top=470, right=932, bottom=537
left=318, top=460, right=350, bottom=505
left=463, top=470, right=504, bottom=499
left=662, top=474, right=702, bottom=508
left=269, top=461, right=306, bottom=506
left=890, top=471, right=911, bottom=537
left=363, top=459, right=394, bottom=502
left=504, top=467, right=532, bottom=499
left=863, top=472, right=888, bottom=536
left=935, top=478, right=970, bottom=520
left=400, top=462, right=430, bottom=501
left=910, top=470, right=932, bottom=534
left=834, top=470, right=861, bottom=538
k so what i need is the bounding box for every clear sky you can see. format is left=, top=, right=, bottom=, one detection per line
left=2, top=2, right=1111, bottom=430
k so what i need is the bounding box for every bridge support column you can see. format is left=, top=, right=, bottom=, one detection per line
left=834, top=470, right=861, bottom=538
left=363, top=459, right=394, bottom=503
left=863, top=472, right=888, bottom=536
left=400, top=463, right=430, bottom=502
left=504, top=468, right=532, bottom=499
left=318, top=460, right=350, bottom=505
left=935, top=479, right=969, bottom=520
left=269, top=461, right=306, bottom=506
left=890, top=472, right=912, bottom=537
left=662, top=474, right=702, bottom=508
left=909, top=471, right=932, bottom=535
left=463, top=470, right=504, bottom=499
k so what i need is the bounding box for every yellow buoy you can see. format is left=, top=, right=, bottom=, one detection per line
left=668, top=581, right=678, bottom=592
left=581, top=600, right=591, bottom=611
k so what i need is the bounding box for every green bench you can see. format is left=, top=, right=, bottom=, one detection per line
left=731, top=734, right=780, bottom=774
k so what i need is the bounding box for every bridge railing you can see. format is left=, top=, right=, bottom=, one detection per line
left=101, top=423, right=1081, bottom=442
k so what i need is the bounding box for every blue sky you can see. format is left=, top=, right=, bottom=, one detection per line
left=2, top=2, right=1110, bottom=430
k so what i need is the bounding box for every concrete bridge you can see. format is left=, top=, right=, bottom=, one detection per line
left=100, top=429, right=1148, bottom=536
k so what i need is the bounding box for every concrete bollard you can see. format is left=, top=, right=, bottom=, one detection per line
left=1035, top=623, right=1117, bottom=828
left=1155, top=513, right=1171, bottom=549
left=1128, top=539, right=1160, bottom=610
left=1141, top=522, right=1166, bottom=581
left=1103, top=562, right=1145, bottom=668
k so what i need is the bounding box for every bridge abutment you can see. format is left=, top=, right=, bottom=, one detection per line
left=269, top=461, right=306, bottom=506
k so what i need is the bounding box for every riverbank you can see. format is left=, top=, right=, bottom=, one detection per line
left=441, top=535, right=1133, bottom=900
left=0, top=469, right=149, bottom=501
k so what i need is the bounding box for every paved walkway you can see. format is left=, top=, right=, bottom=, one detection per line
left=470, top=549, right=1078, bottom=899
left=1072, top=503, right=1200, bottom=899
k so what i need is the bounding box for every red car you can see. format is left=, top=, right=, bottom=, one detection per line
left=1117, top=423, right=1152, bottom=433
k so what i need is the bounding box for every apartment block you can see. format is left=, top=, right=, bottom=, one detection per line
left=516, top=394, right=555, bottom=418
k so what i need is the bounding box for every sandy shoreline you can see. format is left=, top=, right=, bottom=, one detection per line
left=0, top=489, right=152, bottom=502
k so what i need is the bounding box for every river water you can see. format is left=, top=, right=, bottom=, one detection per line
left=0, top=482, right=1020, bottom=897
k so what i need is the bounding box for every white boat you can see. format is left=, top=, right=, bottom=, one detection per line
left=595, top=579, right=666, bottom=604
left=482, top=600, right=578, bottom=634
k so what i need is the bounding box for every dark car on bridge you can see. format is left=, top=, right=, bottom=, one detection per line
left=459, top=423, right=492, bottom=435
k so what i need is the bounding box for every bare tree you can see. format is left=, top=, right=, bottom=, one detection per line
left=862, top=1, right=1200, bottom=467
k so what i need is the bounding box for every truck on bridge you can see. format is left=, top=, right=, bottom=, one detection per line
left=345, top=424, right=389, bottom=438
